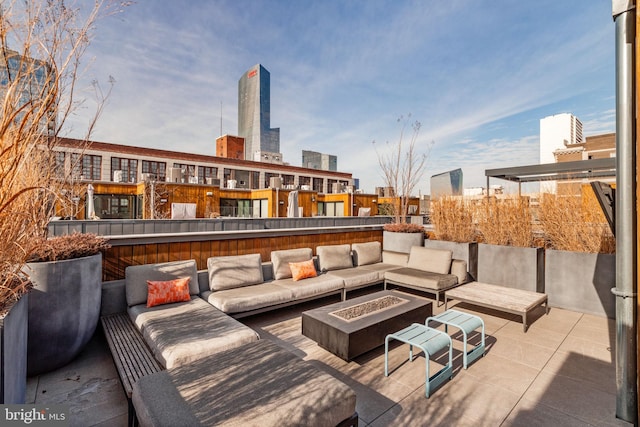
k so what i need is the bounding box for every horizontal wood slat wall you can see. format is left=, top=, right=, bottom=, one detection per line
left=102, top=229, right=383, bottom=281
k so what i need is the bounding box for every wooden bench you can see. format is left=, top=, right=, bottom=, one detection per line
left=444, top=282, right=548, bottom=332
left=101, top=313, right=163, bottom=427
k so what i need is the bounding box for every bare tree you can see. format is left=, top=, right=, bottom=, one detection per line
left=0, top=1, right=125, bottom=313
left=374, top=115, right=431, bottom=224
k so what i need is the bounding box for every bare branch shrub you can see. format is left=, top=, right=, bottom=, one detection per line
left=538, top=192, right=615, bottom=253
left=374, top=115, right=431, bottom=224
left=430, top=196, right=475, bottom=242
left=474, top=196, right=533, bottom=247
left=383, top=223, right=425, bottom=233
left=0, top=1, right=124, bottom=313
left=26, top=233, right=110, bottom=263
left=144, top=180, right=170, bottom=219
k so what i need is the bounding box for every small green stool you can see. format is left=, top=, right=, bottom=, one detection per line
left=385, top=323, right=453, bottom=398
left=426, top=309, right=485, bottom=369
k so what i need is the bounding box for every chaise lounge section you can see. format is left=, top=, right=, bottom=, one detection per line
left=132, top=340, right=358, bottom=427
left=384, top=246, right=468, bottom=305
left=125, top=260, right=259, bottom=368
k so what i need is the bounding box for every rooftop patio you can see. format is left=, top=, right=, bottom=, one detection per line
left=26, top=287, right=630, bottom=427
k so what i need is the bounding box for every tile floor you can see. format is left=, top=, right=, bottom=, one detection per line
left=26, top=288, right=633, bottom=426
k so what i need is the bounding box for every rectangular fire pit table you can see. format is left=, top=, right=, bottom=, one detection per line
left=302, top=290, right=433, bottom=361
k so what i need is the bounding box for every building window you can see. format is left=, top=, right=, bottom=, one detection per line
left=54, top=151, right=66, bottom=178
left=252, top=199, right=268, bottom=217
left=265, top=172, right=280, bottom=188
left=282, top=174, right=295, bottom=189
left=71, top=153, right=101, bottom=180
left=111, top=157, right=138, bottom=183
left=251, top=171, right=260, bottom=189
left=197, top=166, right=217, bottom=184
left=141, top=160, right=166, bottom=181
left=318, top=201, right=344, bottom=217
left=174, top=163, right=195, bottom=180
left=220, top=198, right=252, bottom=217
left=313, top=177, right=323, bottom=193
left=94, top=194, right=136, bottom=219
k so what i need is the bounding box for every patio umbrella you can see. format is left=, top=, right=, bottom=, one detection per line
left=86, top=184, right=96, bottom=219
left=287, top=191, right=299, bottom=217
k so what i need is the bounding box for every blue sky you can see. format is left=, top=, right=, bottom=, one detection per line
left=68, top=0, right=615, bottom=195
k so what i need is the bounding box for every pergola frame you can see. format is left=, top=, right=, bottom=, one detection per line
left=485, top=157, right=616, bottom=195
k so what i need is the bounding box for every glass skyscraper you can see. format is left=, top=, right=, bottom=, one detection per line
left=238, top=64, right=280, bottom=161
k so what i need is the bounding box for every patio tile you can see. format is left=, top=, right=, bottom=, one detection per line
left=577, top=313, right=616, bottom=331
left=493, top=320, right=566, bottom=350
left=570, top=315, right=616, bottom=347
left=487, top=333, right=555, bottom=370
left=503, top=397, right=606, bottom=427
left=463, top=353, right=540, bottom=395
left=522, top=370, right=621, bottom=426
left=541, top=349, right=616, bottom=395
left=525, top=306, right=582, bottom=335
left=557, top=334, right=615, bottom=363
left=31, top=352, right=119, bottom=400
left=444, top=302, right=516, bottom=334
left=25, top=377, right=38, bottom=404
left=372, top=373, right=521, bottom=426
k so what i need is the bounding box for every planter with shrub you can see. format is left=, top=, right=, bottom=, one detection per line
left=25, top=233, right=110, bottom=376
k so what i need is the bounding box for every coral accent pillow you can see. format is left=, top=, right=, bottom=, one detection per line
left=289, top=260, right=317, bottom=281
left=146, top=277, right=191, bottom=307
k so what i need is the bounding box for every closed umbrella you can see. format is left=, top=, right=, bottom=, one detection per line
left=86, top=184, right=96, bottom=219
left=287, top=191, right=299, bottom=218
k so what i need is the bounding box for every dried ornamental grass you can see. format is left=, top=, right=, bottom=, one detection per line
left=430, top=196, right=475, bottom=243
left=26, top=233, right=111, bottom=263
left=0, top=1, right=122, bottom=314
left=474, top=196, right=534, bottom=247
left=383, top=223, right=426, bottom=233
left=538, top=193, right=615, bottom=253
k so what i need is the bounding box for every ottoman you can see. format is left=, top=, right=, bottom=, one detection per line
left=132, top=340, right=357, bottom=426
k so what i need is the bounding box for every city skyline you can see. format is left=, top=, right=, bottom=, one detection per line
left=64, top=1, right=615, bottom=195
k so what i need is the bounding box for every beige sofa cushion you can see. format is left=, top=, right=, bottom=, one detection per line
left=316, top=244, right=353, bottom=271
left=326, top=267, right=380, bottom=290
left=274, top=275, right=344, bottom=300
left=125, top=260, right=199, bottom=307
left=128, top=297, right=259, bottom=369
left=271, top=248, right=313, bottom=279
left=207, top=254, right=263, bottom=291
left=382, top=250, right=409, bottom=266
left=202, top=284, right=293, bottom=314
left=132, top=340, right=356, bottom=427
left=385, top=268, right=458, bottom=290
left=407, top=246, right=453, bottom=275
left=352, top=241, right=382, bottom=266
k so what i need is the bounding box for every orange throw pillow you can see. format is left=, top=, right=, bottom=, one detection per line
left=147, top=277, right=191, bottom=307
left=289, top=259, right=317, bottom=281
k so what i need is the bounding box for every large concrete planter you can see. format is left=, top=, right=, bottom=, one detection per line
left=383, top=230, right=424, bottom=254
left=26, top=253, right=102, bottom=376
left=477, top=244, right=544, bottom=293
left=545, top=250, right=615, bottom=318
left=0, top=294, right=28, bottom=403
left=424, top=240, right=478, bottom=281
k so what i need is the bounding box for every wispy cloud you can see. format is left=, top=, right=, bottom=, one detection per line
left=62, top=0, right=615, bottom=195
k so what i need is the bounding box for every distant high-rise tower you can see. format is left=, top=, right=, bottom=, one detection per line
left=539, top=113, right=584, bottom=193
left=302, top=150, right=337, bottom=171
left=238, top=64, right=281, bottom=161
left=540, top=113, right=583, bottom=164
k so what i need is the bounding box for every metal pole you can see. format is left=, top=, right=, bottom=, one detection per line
left=612, top=1, right=637, bottom=423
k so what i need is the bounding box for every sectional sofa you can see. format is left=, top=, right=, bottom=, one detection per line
left=115, top=241, right=468, bottom=426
